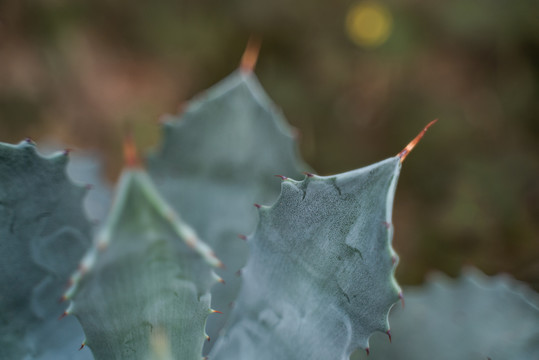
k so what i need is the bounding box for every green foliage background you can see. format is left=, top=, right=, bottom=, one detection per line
left=0, top=0, right=537, bottom=290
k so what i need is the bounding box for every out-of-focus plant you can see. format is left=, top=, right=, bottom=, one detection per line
left=1, top=45, right=537, bottom=360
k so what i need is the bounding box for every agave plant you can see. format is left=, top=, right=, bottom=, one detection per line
left=1, top=43, right=536, bottom=360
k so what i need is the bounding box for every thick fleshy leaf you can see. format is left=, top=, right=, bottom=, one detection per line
left=148, top=69, right=307, bottom=346
left=353, top=268, right=539, bottom=360
left=65, top=169, right=222, bottom=360
left=0, top=140, right=92, bottom=359
left=211, top=156, right=402, bottom=360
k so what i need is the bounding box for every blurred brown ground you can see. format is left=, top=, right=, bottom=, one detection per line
left=1, top=0, right=538, bottom=289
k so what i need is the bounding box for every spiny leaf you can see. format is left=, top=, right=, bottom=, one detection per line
left=353, top=268, right=539, bottom=360
left=0, top=140, right=92, bottom=359
left=148, top=67, right=308, bottom=346
left=211, top=156, right=403, bottom=360
left=210, top=122, right=436, bottom=360
left=65, top=168, right=222, bottom=360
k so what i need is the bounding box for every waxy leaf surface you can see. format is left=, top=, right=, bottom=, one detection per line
left=0, top=140, right=92, bottom=359
left=211, top=157, right=402, bottom=360
left=66, top=169, right=221, bottom=360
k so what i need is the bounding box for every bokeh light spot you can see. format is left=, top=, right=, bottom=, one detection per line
left=345, top=2, right=393, bottom=48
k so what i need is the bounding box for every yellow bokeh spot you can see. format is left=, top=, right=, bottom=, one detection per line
left=345, top=2, right=393, bottom=48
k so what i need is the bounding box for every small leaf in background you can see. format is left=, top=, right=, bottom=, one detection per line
left=353, top=268, right=539, bottom=360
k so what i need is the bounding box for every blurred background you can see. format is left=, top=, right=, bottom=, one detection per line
left=1, top=0, right=538, bottom=289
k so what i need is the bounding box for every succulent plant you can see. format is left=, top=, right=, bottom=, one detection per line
left=1, top=44, right=536, bottom=360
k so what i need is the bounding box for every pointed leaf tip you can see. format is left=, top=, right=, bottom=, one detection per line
left=240, top=36, right=261, bottom=73
left=123, top=133, right=141, bottom=168
left=58, top=311, right=68, bottom=320
left=397, top=119, right=438, bottom=162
